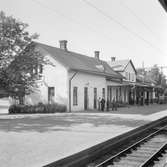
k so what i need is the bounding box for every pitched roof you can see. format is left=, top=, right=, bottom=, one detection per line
left=136, top=74, right=157, bottom=86
left=107, top=59, right=137, bottom=73
left=159, top=0, right=167, bottom=12
left=107, top=59, right=129, bottom=71
left=35, top=42, right=123, bottom=79
left=136, top=68, right=157, bottom=85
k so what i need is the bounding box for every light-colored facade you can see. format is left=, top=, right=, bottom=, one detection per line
left=70, top=71, right=107, bottom=111
left=23, top=41, right=123, bottom=112
left=121, top=62, right=136, bottom=83
left=25, top=54, right=68, bottom=106
left=107, top=58, right=137, bottom=104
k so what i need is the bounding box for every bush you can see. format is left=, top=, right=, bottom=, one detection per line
left=8, top=103, right=66, bottom=114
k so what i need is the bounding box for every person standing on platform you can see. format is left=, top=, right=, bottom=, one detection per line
left=101, top=97, right=105, bottom=111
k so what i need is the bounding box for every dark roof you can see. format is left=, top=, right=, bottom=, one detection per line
left=36, top=42, right=123, bottom=79
left=107, top=59, right=137, bottom=73
left=159, top=0, right=167, bottom=12
left=136, top=74, right=156, bottom=85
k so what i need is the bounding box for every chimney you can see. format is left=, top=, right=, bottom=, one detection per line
left=111, top=57, right=116, bottom=62
left=94, top=51, right=100, bottom=60
left=59, top=40, right=67, bottom=51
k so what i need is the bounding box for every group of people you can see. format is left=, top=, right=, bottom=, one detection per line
left=98, top=97, right=117, bottom=111
left=98, top=97, right=105, bottom=111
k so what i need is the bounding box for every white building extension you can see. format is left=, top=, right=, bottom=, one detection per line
left=25, top=40, right=123, bottom=112
left=107, top=58, right=137, bottom=104
left=108, top=58, right=137, bottom=83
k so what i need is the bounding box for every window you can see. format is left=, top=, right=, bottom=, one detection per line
left=73, top=87, right=78, bottom=105
left=33, top=64, right=43, bottom=75
left=125, top=72, right=128, bottom=80
left=102, top=88, right=105, bottom=98
left=129, top=73, right=131, bottom=81
left=48, top=87, right=55, bottom=104
left=132, top=73, right=134, bottom=81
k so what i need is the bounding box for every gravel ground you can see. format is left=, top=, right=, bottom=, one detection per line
left=0, top=104, right=167, bottom=167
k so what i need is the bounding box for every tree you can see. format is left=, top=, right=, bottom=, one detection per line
left=137, top=65, right=167, bottom=89
left=149, top=65, right=166, bottom=87
left=149, top=65, right=160, bottom=83
left=0, top=11, right=47, bottom=104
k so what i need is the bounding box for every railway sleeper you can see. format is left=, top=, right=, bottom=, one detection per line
left=138, top=147, right=160, bottom=151
left=143, top=141, right=166, bottom=145
left=130, top=151, right=153, bottom=156
left=112, top=160, right=142, bottom=166
left=108, top=164, right=136, bottom=167
left=127, top=154, right=151, bottom=159
left=121, top=156, right=145, bottom=162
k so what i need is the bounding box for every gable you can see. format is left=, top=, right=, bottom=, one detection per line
left=124, top=60, right=137, bottom=74
left=108, top=59, right=129, bottom=72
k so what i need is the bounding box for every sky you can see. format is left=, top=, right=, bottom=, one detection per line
left=1, top=0, right=167, bottom=75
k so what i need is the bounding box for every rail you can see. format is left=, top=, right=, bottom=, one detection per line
left=43, top=116, right=167, bottom=167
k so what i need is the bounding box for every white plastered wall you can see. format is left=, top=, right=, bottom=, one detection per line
left=121, top=62, right=136, bottom=82
left=25, top=48, right=68, bottom=106
left=70, top=71, right=106, bottom=111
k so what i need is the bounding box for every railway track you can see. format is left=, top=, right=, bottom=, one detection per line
left=94, top=126, right=167, bottom=167
left=44, top=116, right=167, bottom=167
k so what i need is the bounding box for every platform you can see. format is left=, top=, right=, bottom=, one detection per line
left=0, top=104, right=167, bottom=167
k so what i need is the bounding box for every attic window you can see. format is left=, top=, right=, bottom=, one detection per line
left=96, top=65, right=104, bottom=71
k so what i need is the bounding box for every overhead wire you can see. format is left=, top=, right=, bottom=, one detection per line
left=120, top=0, right=161, bottom=42
left=31, top=0, right=167, bottom=58
left=30, top=0, right=119, bottom=43
left=81, top=0, right=167, bottom=57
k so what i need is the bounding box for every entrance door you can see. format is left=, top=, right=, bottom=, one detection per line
left=107, top=86, right=112, bottom=104
left=48, top=87, right=55, bottom=104
left=94, top=88, right=97, bottom=109
left=146, top=91, right=149, bottom=105
left=116, top=88, right=118, bottom=102
left=84, top=87, right=88, bottom=110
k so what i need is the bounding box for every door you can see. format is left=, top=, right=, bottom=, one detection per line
left=116, top=88, right=118, bottom=102
left=146, top=91, right=149, bottom=105
left=110, top=87, right=112, bottom=103
left=48, top=87, right=55, bottom=104
left=94, top=88, right=97, bottom=109
left=84, top=87, right=88, bottom=110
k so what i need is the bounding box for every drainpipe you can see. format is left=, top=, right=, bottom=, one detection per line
left=69, top=71, right=78, bottom=112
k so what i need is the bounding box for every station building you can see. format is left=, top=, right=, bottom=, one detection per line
left=107, top=58, right=161, bottom=106
left=107, top=58, right=137, bottom=105
left=2, top=40, right=162, bottom=112
left=24, top=40, right=123, bottom=112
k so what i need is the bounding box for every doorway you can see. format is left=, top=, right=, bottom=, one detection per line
left=48, top=87, right=55, bottom=104
left=94, top=88, right=97, bottom=109
left=84, top=87, right=88, bottom=110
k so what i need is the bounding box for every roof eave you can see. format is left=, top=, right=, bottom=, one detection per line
left=70, top=68, right=123, bottom=79
left=159, top=0, right=167, bottom=12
